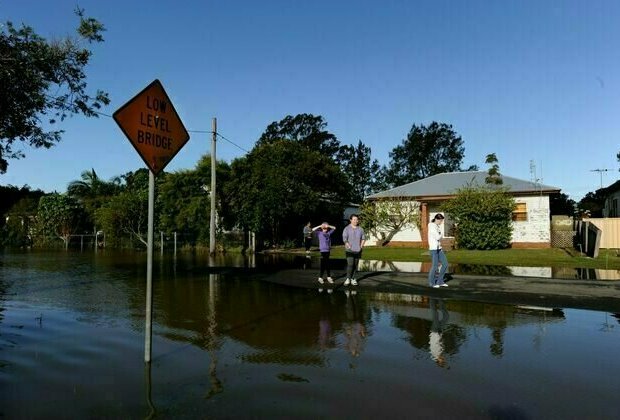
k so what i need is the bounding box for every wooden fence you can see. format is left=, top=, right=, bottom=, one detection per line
left=583, top=218, right=620, bottom=249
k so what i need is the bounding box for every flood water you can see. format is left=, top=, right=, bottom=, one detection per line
left=1, top=251, right=619, bottom=418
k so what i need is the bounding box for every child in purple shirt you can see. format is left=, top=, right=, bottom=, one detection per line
left=312, top=222, right=336, bottom=284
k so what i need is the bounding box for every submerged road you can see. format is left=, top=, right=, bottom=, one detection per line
left=256, top=269, right=620, bottom=312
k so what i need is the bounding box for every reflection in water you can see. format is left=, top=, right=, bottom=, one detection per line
left=205, top=273, right=223, bottom=399
left=429, top=298, right=449, bottom=368
left=144, top=363, right=156, bottom=419
left=0, top=251, right=618, bottom=418
left=343, top=290, right=367, bottom=359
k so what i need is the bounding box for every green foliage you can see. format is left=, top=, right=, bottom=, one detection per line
left=96, top=189, right=149, bottom=248
left=1, top=196, right=40, bottom=247
left=67, top=168, right=120, bottom=198
left=0, top=186, right=44, bottom=247
left=484, top=153, right=503, bottom=185
left=550, top=193, right=576, bottom=216
left=337, top=140, right=385, bottom=202
left=385, top=122, right=467, bottom=187
left=442, top=186, right=516, bottom=250
left=226, top=139, right=348, bottom=246
left=67, top=168, right=121, bottom=231
left=120, top=168, right=150, bottom=192
left=157, top=155, right=232, bottom=247
left=0, top=9, right=109, bottom=173
left=35, top=193, right=87, bottom=247
left=0, top=185, right=45, bottom=223
left=1, top=214, right=32, bottom=248
left=577, top=190, right=606, bottom=217
left=256, top=114, right=385, bottom=205
left=256, top=114, right=341, bottom=158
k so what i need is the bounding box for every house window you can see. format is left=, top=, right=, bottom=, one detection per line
left=512, top=203, right=527, bottom=221
left=612, top=199, right=618, bottom=217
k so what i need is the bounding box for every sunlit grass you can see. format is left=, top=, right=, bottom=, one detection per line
left=302, top=246, right=620, bottom=270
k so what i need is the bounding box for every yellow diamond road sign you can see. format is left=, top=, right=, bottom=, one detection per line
left=113, top=79, right=190, bottom=175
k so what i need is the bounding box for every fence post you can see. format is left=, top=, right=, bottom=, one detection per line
left=584, top=221, right=589, bottom=256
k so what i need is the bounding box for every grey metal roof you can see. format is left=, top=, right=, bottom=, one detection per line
left=367, top=171, right=561, bottom=199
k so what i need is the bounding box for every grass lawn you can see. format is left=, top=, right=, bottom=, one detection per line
left=294, top=247, right=620, bottom=270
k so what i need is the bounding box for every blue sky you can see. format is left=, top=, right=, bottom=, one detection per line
left=1, top=0, right=619, bottom=200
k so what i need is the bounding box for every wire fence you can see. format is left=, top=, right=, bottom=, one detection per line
left=22, top=231, right=247, bottom=251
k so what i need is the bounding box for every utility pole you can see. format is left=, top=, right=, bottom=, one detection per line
left=590, top=168, right=610, bottom=189
left=210, top=118, right=217, bottom=255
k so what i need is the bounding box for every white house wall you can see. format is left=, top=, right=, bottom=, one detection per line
left=511, top=195, right=551, bottom=244
left=365, top=200, right=423, bottom=246
left=366, top=195, right=551, bottom=246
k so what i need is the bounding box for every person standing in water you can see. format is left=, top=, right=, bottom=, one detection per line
left=313, top=222, right=336, bottom=284
left=428, top=213, right=449, bottom=288
left=343, top=214, right=366, bottom=286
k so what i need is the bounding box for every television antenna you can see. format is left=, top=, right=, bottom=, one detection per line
left=590, top=168, right=610, bottom=189
left=530, top=160, right=543, bottom=196
left=529, top=160, right=540, bottom=184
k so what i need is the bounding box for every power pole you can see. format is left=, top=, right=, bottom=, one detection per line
left=210, top=118, right=217, bottom=255
left=590, top=168, right=610, bottom=189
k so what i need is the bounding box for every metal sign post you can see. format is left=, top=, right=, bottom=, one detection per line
left=145, top=171, right=155, bottom=362
left=113, top=79, right=190, bottom=363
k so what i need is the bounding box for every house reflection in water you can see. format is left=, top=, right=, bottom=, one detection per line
left=357, top=258, right=620, bottom=280
left=372, top=291, right=564, bottom=367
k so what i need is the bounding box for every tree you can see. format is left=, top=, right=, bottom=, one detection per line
left=0, top=8, right=109, bottom=173
left=67, top=168, right=121, bottom=230
left=226, top=140, right=349, bottom=246
left=256, top=114, right=341, bottom=158
left=550, top=193, right=576, bottom=216
left=337, top=140, right=385, bottom=203
left=96, top=189, right=149, bottom=248
left=67, top=168, right=120, bottom=198
left=442, top=186, right=516, bottom=250
left=384, top=122, right=468, bottom=187
left=0, top=184, right=45, bottom=226
left=1, top=196, right=40, bottom=247
left=576, top=190, right=606, bottom=218
left=36, top=193, right=87, bottom=248
left=485, top=153, right=503, bottom=185
left=360, top=199, right=421, bottom=246
left=157, top=155, right=232, bottom=247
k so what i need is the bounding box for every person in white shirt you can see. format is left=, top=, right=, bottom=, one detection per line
left=427, top=213, right=449, bottom=288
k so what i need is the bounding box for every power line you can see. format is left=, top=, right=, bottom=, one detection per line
left=216, top=132, right=249, bottom=153
left=92, top=111, right=249, bottom=153
left=43, top=94, right=249, bottom=154
left=188, top=130, right=249, bottom=153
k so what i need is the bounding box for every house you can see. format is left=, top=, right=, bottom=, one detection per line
left=602, top=179, right=620, bottom=217
left=343, top=203, right=360, bottom=223
left=365, top=171, right=561, bottom=248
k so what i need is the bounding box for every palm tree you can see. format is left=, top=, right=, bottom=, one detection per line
left=67, top=169, right=121, bottom=233
left=68, top=168, right=120, bottom=199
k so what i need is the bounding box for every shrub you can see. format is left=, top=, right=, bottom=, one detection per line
left=442, top=186, right=515, bottom=250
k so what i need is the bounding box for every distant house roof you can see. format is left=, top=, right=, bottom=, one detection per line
left=367, top=171, right=561, bottom=200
